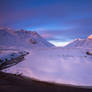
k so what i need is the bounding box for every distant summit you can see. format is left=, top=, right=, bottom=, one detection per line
left=66, top=35, right=92, bottom=48
left=88, top=35, right=92, bottom=40
left=0, top=28, right=54, bottom=49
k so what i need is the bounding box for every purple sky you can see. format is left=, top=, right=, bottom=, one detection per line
left=0, top=0, right=92, bottom=46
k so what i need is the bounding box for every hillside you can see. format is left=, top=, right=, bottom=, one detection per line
left=0, top=28, right=54, bottom=49
left=66, top=35, right=92, bottom=48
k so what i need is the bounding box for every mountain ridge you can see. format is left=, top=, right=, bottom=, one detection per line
left=0, top=28, right=54, bottom=49
left=66, top=35, right=92, bottom=48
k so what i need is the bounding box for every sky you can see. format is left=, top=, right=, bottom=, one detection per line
left=0, top=0, right=92, bottom=46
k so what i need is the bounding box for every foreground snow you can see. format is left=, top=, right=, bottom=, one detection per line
left=2, top=47, right=92, bottom=87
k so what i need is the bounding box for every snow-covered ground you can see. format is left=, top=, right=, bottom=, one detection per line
left=2, top=47, right=92, bottom=87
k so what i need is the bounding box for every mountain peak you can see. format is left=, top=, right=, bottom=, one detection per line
left=0, top=28, right=54, bottom=49
left=16, top=29, right=38, bottom=35
left=88, top=35, right=92, bottom=40
left=66, top=34, right=92, bottom=48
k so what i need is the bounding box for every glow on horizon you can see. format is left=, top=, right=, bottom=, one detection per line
left=88, top=35, right=92, bottom=39
left=49, top=40, right=70, bottom=47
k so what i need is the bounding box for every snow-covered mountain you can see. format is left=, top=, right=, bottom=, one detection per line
left=1, top=27, right=92, bottom=87
left=2, top=47, right=92, bottom=87
left=66, top=35, right=92, bottom=48
left=0, top=28, right=54, bottom=49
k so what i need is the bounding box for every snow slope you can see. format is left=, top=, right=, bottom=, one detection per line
left=0, top=28, right=54, bottom=49
left=2, top=47, right=92, bottom=87
left=66, top=35, right=92, bottom=48
left=0, top=49, right=28, bottom=66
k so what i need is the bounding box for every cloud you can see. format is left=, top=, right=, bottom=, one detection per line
left=0, top=0, right=92, bottom=44
left=1, top=0, right=92, bottom=26
left=40, top=33, right=53, bottom=39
